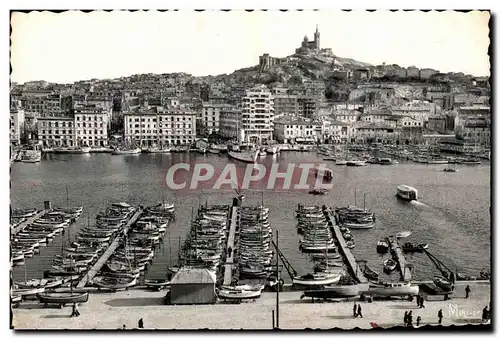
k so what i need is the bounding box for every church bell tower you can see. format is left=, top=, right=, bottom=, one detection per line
left=314, top=25, right=320, bottom=50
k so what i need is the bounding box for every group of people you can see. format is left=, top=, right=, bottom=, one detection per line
left=403, top=311, right=421, bottom=327
left=352, top=303, right=363, bottom=318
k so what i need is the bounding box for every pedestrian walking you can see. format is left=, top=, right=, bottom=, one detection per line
left=416, top=316, right=421, bottom=327
left=353, top=302, right=358, bottom=318
left=465, top=285, right=471, bottom=299
left=403, top=311, right=408, bottom=326
left=416, top=295, right=420, bottom=307
left=138, top=318, right=144, bottom=329
left=74, top=303, right=80, bottom=317
left=71, top=303, right=77, bottom=317
left=357, top=304, right=363, bottom=318
left=419, top=296, right=425, bottom=308
left=438, top=309, right=443, bottom=324
left=407, top=311, right=413, bottom=327
left=482, top=306, right=488, bottom=322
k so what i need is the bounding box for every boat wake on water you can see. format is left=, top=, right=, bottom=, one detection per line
left=409, top=200, right=427, bottom=207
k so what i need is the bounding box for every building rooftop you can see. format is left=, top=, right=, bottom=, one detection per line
left=170, top=268, right=216, bottom=284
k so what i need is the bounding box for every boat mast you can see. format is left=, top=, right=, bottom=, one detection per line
left=66, top=186, right=69, bottom=209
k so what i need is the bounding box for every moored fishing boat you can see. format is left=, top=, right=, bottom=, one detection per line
left=112, top=147, right=141, bottom=155
left=362, top=264, right=379, bottom=281
left=301, top=283, right=363, bottom=299
left=401, top=242, right=428, bottom=253
left=92, top=276, right=138, bottom=290
left=396, top=230, right=412, bottom=238
left=228, top=151, right=258, bottom=163
left=376, top=240, right=389, bottom=253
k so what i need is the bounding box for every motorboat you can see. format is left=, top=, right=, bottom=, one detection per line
left=432, top=276, right=454, bottom=292
left=309, top=188, right=328, bottom=195
left=443, top=167, right=459, bottom=172
left=292, top=272, right=342, bottom=287
left=383, top=259, right=397, bottom=271
left=396, top=231, right=412, bottom=239
left=376, top=240, right=389, bottom=253
left=36, top=292, right=89, bottom=305
left=396, top=185, right=418, bottom=202
left=401, top=242, right=428, bottom=253
left=368, top=281, right=419, bottom=296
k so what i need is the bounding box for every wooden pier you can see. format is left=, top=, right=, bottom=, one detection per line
left=76, top=208, right=143, bottom=288
left=387, top=236, right=412, bottom=282
left=326, top=211, right=367, bottom=284
left=223, top=207, right=239, bottom=286
left=11, top=210, right=48, bottom=236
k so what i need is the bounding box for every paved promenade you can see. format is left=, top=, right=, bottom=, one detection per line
left=12, top=281, right=490, bottom=330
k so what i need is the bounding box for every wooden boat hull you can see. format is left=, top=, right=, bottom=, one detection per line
left=293, top=273, right=341, bottom=286
left=369, top=283, right=419, bottom=296
left=342, top=222, right=375, bottom=229
left=302, top=284, right=361, bottom=298
left=37, top=292, right=89, bottom=304
left=433, top=276, right=453, bottom=291
left=144, top=279, right=170, bottom=290
left=92, top=277, right=137, bottom=290
left=13, top=287, right=46, bottom=296
left=218, top=289, right=262, bottom=300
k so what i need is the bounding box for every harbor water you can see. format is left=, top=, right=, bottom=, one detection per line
left=11, top=152, right=491, bottom=283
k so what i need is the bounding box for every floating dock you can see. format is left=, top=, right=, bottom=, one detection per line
left=223, top=207, right=239, bottom=286
left=11, top=210, right=48, bottom=236
left=387, top=236, right=412, bottom=282
left=76, top=208, right=143, bottom=288
left=325, top=210, right=367, bottom=284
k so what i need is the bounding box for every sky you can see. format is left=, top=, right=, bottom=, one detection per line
left=10, top=10, right=491, bottom=84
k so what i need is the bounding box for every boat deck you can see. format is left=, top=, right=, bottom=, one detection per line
left=223, top=207, right=239, bottom=286
left=326, top=211, right=367, bottom=284
left=11, top=210, right=48, bottom=236
left=387, top=236, right=412, bottom=282
left=76, top=208, right=143, bottom=288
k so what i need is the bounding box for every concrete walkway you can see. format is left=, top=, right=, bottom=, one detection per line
left=12, top=281, right=490, bottom=330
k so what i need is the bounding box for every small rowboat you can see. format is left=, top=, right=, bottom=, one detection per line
left=36, top=292, right=89, bottom=305
left=383, top=259, right=397, bottom=272
left=144, top=279, right=170, bottom=290
left=218, top=288, right=262, bottom=300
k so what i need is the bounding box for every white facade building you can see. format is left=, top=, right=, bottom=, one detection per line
left=124, top=107, right=197, bottom=146
left=273, top=118, right=317, bottom=143
left=241, top=85, right=275, bottom=144
left=10, top=108, right=25, bottom=145
left=74, top=104, right=110, bottom=147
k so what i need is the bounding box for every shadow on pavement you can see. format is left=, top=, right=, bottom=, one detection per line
left=105, top=297, right=164, bottom=307
left=326, top=315, right=356, bottom=320
left=44, top=314, right=72, bottom=319
left=16, top=303, right=64, bottom=310
left=389, top=305, right=421, bottom=309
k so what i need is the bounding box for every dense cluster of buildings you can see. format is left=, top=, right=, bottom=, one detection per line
left=10, top=28, right=490, bottom=155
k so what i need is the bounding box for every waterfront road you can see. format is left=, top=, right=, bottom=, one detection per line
left=12, top=281, right=490, bottom=330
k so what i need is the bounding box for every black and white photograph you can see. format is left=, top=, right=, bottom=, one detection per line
left=8, top=8, right=491, bottom=330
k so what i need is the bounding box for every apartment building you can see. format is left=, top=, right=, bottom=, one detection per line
left=73, top=104, right=111, bottom=147
left=123, top=107, right=197, bottom=146
left=219, top=105, right=241, bottom=141
left=10, top=108, right=25, bottom=145
left=240, top=86, right=274, bottom=144
left=273, top=118, right=317, bottom=144
left=37, top=117, right=75, bottom=147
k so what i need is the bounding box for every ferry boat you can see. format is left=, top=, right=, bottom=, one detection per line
left=396, top=185, right=418, bottom=202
